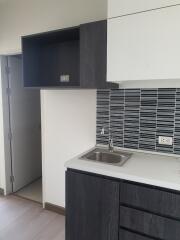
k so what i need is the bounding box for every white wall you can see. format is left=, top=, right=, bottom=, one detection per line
left=0, top=0, right=105, bottom=204
left=0, top=0, right=107, bottom=54
left=41, top=90, right=96, bottom=207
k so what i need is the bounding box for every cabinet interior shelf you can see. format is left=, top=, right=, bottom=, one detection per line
left=22, top=21, right=118, bottom=89
left=22, top=27, right=80, bottom=88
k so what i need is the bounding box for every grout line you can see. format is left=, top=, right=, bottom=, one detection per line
left=109, top=89, right=111, bottom=142
left=123, top=88, right=125, bottom=148
left=155, top=89, right=158, bottom=152
left=138, top=89, right=141, bottom=150
left=173, top=88, right=177, bottom=153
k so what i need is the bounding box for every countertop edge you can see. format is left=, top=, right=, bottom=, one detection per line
left=65, top=146, right=180, bottom=192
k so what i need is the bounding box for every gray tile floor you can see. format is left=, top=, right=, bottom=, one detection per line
left=16, top=179, right=42, bottom=203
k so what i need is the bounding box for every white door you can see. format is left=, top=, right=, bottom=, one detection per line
left=7, top=55, right=42, bottom=192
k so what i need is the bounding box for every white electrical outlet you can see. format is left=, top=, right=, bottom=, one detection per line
left=60, top=75, right=70, bottom=83
left=158, top=136, right=173, bottom=146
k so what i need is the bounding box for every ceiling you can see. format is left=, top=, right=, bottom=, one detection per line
left=0, top=0, right=10, bottom=3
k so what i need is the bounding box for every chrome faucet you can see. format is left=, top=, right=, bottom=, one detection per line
left=109, top=137, right=114, bottom=152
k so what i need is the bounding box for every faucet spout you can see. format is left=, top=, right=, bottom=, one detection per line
left=109, top=138, right=114, bottom=152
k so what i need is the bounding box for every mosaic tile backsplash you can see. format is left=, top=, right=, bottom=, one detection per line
left=96, top=89, right=180, bottom=155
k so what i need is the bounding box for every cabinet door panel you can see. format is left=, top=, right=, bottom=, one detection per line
left=80, top=21, right=106, bottom=88
left=108, top=0, right=180, bottom=18
left=107, top=5, right=180, bottom=82
left=80, top=20, right=118, bottom=88
left=66, top=170, right=119, bottom=240
left=120, top=206, right=180, bottom=240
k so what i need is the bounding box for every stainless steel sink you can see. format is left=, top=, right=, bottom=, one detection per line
left=80, top=148, right=131, bottom=166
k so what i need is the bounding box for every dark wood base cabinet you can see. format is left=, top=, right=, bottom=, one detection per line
left=119, top=229, right=153, bottom=240
left=66, top=169, right=180, bottom=240
left=66, top=170, right=119, bottom=240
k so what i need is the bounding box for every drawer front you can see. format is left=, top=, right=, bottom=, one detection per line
left=120, top=206, right=180, bottom=240
left=120, top=182, right=180, bottom=219
left=119, top=229, right=154, bottom=240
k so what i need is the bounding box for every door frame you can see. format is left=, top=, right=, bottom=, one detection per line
left=1, top=54, right=42, bottom=195
left=1, top=55, right=15, bottom=194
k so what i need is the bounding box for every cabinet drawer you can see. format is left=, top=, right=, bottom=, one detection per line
left=119, top=229, right=154, bottom=240
left=120, top=206, right=180, bottom=240
left=120, top=182, right=180, bottom=219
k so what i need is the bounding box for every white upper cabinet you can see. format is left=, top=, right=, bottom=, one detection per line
left=107, top=5, right=180, bottom=82
left=108, top=0, right=180, bottom=18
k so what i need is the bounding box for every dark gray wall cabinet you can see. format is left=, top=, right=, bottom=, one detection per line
left=22, top=20, right=118, bottom=88
left=66, top=169, right=180, bottom=240
left=80, top=21, right=113, bottom=88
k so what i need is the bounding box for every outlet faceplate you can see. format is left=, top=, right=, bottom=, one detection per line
left=158, top=136, right=173, bottom=146
left=60, top=75, right=70, bottom=83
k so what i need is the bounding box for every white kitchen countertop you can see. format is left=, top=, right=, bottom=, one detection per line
left=65, top=146, right=180, bottom=191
